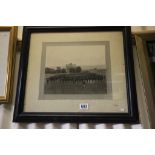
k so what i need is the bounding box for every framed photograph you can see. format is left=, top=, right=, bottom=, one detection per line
left=0, top=26, right=17, bottom=104
left=135, top=32, right=155, bottom=128
left=13, top=26, right=139, bottom=123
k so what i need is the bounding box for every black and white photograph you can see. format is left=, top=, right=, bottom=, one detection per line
left=43, top=42, right=109, bottom=95
left=13, top=27, right=139, bottom=123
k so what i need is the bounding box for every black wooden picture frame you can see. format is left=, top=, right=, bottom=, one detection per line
left=13, top=26, right=139, bottom=123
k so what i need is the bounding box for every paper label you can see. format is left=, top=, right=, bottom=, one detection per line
left=80, top=103, right=89, bottom=110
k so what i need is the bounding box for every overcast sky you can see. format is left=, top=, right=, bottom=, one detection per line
left=45, top=45, right=106, bottom=68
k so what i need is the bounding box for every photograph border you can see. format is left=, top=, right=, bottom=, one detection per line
left=13, top=26, right=139, bottom=123
left=39, top=41, right=112, bottom=100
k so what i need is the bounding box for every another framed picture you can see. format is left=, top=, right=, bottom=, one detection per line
left=135, top=32, right=155, bottom=128
left=13, top=26, right=139, bottom=123
left=0, top=26, right=17, bottom=104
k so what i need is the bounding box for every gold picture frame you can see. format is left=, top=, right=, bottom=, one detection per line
left=0, top=26, right=17, bottom=104
left=135, top=31, right=155, bottom=128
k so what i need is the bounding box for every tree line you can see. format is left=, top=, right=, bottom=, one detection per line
left=45, top=66, right=82, bottom=74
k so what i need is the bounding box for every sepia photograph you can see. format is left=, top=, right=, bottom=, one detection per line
left=43, top=42, right=108, bottom=94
